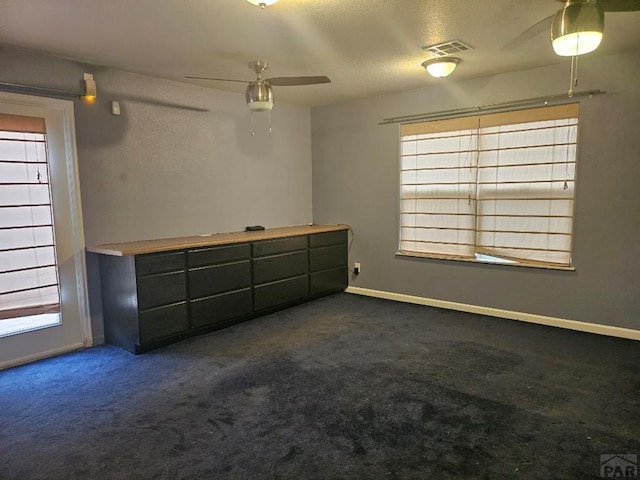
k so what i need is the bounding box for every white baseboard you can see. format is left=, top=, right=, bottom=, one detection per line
left=346, top=286, right=640, bottom=341
left=0, top=342, right=85, bottom=371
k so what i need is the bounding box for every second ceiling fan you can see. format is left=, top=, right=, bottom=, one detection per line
left=552, top=0, right=640, bottom=56
left=508, top=0, right=640, bottom=56
left=187, top=61, right=331, bottom=111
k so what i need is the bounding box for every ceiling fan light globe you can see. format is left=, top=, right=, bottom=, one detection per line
left=422, top=58, right=460, bottom=78
left=551, top=2, right=604, bottom=56
left=552, top=31, right=603, bottom=56
left=248, top=101, right=274, bottom=112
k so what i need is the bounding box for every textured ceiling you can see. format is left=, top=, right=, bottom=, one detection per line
left=1, top=0, right=639, bottom=106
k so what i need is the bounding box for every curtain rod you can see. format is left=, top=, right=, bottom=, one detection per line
left=379, top=89, right=605, bottom=125
left=0, top=81, right=82, bottom=99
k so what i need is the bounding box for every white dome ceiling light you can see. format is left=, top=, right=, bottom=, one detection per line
left=421, top=58, right=461, bottom=78
left=245, top=0, right=279, bottom=8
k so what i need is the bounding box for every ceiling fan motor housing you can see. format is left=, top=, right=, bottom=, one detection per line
left=246, top=82, right=274, bottom=111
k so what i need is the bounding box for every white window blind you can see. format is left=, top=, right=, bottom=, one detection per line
left=400, top=104, right=579, bottom=268
left=0, top=113, right=60, bottom=320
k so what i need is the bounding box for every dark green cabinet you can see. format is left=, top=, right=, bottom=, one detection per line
left=187, top=244, right=253, bottom=330
left=139, top=302, right=189, bottom=343
left=190, top=289, right=253, bottom=329
left=252, top=236, right=308, bottom=257
left=100, top=250, right=188, bottom=352
left=99, top=229, right=348, bottom=353
left=309, top=230, right=348, bottom=295
left=137, top=271, right=186, bottom=311
left=188, top=262, right=251, bottom=298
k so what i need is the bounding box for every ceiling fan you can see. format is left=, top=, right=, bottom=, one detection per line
left=187, top=61, right=331, bottom=111
left=508, top=0, right=640, bottom=56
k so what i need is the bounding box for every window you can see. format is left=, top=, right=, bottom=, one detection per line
left=399, top=104, right=578, bottom=268
left=0, top=113, right=61, bottom=331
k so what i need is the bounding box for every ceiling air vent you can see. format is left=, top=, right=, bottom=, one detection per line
left=422, top=40, right=473, bottom=57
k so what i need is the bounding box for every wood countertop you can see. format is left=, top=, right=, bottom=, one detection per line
left=86, top=224, right=349, bottom=256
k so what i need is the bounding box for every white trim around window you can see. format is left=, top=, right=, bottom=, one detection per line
left=398, top=103, right=579, bottom=270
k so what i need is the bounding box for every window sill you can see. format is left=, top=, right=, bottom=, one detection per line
left=395, top=250, right=576, bottom=271
left=0, top=313, right=61, bottom=338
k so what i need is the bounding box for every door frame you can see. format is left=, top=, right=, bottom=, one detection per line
left=0, top=92, right=91, bottom=369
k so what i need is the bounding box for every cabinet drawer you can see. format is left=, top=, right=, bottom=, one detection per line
left=136, top=251, right=184, bottom=276
left=310, top=267, right=347, bottom=295
left=190, top=288, right=253, bottom=329
left=310, top=244, right=347, bottom=272
left=309, top=230, right=347, bottom=248
left=139, top=302, right=188, bottom=344
left=137, top=271, right=186, bottom=311
left=254, top=275, right=309, bottom=311
left=189, top=261, right=251, bottom=298
left=188, top=244, right=250, bottom=268
left=252, top=236, right=307, bottom=257
left=253, top=250, right=308, bottom=285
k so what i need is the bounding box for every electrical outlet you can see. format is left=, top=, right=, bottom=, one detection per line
left=354, top=262, right=361, bottom=275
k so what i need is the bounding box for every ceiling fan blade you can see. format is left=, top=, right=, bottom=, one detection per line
left=503, top=14, right=554, bottom=50
left=185, top=76, right=249, bottom=83
left=266, top=76, right=331, bottom=86
left=597, top=0, right=640, bottom=12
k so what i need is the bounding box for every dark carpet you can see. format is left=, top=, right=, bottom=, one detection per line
left=1, top=293, right=639, bottom=479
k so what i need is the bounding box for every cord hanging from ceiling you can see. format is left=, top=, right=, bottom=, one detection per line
left=568, top=55, right=579, bottom=97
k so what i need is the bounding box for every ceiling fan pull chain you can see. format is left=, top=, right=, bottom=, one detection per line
left=268, top=110, right=273, bottom=134
left=568, top=55, right=579, bottom=97
left=250, top=111, right=255, bottom=137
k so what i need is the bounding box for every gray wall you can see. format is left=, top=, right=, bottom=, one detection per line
left=1, top=47, right=312, bottom=340
left=312, top=50, right=640, bottom=331
left=1, top=48, right=312, bottom=245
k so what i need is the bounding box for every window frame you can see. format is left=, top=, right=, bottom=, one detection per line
left=0, top=123, right=62, bottom=322
left=396, top=103, right=580, bottom=271
left=0, top=92, right=91, bottom=368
